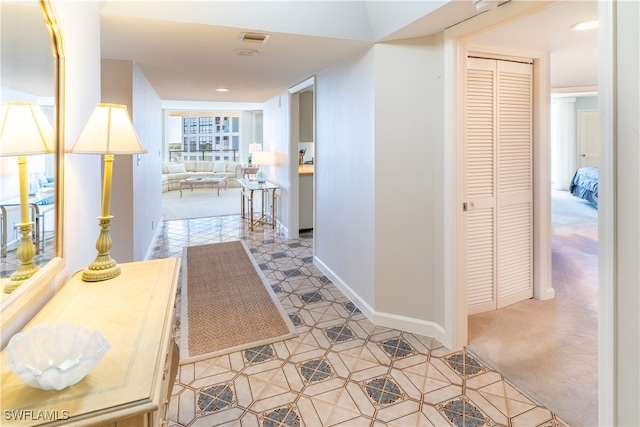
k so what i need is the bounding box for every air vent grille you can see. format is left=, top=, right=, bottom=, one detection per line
left=240, top=32, right=271, bottom=43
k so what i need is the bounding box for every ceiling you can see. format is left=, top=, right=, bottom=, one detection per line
left=1, top=1, right=56, bottom=98
left=468, top=1, right=598, bottom=90
left=1, top=1, right=598, bottom=104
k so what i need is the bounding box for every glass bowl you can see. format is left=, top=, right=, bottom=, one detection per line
left=6, top=323, right=110, bottom=391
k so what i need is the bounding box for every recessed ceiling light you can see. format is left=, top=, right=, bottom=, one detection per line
left=570, top=19, right=598, bottom=31
left=233, top=48, right=260, bottom=57
left=215, top=88, right=229, bottom=92
left=472, top=0, right=502, bottom=12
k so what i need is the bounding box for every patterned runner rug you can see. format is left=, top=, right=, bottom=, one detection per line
left=180, top=240, right=297, bottom=364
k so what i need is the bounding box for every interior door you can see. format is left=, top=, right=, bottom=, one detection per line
left=465, top=57, right=533, bottom=314
left=578, top=109, right=601, bottom=168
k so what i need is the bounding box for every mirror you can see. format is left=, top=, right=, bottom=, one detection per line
left=0, top=0, right=63, bottom=304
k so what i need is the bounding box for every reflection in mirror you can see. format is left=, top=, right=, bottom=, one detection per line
left=0, top=1, right=59, bottom=297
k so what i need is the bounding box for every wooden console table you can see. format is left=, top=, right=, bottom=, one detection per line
left=0, top=257, right=181, bottom=426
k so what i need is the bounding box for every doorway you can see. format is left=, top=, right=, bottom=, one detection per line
left=289, top=77, right=316, bottom=238
left=445, top=1, right=599, bottom=426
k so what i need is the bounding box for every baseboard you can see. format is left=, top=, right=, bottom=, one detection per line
left=314, top=256, right=375, bottom=320
left=373, top=311, right=447, bottom=345
left=314, top=256, right=446, bottom=344
left=144, top=218, right=164, bottom=261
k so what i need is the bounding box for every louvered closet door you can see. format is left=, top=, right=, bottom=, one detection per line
left=465, top=57, right=533, bottom=314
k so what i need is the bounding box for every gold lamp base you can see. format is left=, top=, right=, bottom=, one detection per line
left=81, top=258, right=121, bottom=282
left=82, top=215, right=121, bottom=282
left=4, top=223, right=38, bottom=293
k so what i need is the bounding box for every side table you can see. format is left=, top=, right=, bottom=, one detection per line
left=242, top=166, right=259, bottom=179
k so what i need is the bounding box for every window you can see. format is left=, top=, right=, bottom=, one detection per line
left=167, top=111, right=242, bottom=162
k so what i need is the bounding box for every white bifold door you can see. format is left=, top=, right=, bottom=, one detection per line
left=465, top=57, right=533, bottom=315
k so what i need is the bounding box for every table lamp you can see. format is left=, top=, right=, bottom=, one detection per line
left=247, top=143, right=262, bottom=166
left=68, top=103, right=147, bottom=282
left=0, top=102, right=55, bottom=293
left=251, top=150, right=274, bottom=183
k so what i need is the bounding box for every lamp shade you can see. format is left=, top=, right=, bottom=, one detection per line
left=248, top=143, right=262, bottom=153
left=68, top=103, right=147, bottom=154
left=251, top=150, right=275, bottom=166
left=0, top=102, right=55, bottom=157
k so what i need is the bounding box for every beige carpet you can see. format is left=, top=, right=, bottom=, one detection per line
left=162, top=187, right=242, bottom=220
left=467, top=190, right=598, bottom=427
left=180, top=240, right=297, bottom=364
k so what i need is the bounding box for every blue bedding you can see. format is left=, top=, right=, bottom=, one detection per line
left=569, top=167, right=598, bottom=207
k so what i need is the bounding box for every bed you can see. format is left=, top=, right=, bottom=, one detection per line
left=569, top=166, right=599, bottom=208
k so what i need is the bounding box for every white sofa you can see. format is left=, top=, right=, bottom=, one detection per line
left=162, top=160, right=243, bottom=192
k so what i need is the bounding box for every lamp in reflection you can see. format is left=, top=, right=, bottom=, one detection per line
left=68, top=103, right=147, bottom=282
left=0, top=102, right=55, bottom=293
left=251, top=150, right=275, bottom=184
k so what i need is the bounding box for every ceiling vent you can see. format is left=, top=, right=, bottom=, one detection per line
left=240, top=32, right=271, bottom=44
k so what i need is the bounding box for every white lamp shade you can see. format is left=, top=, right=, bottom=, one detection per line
left=251, top=150, right=275, bottom=166
left=248, top=143, right=262, bottom=153
left=69, top=103, right=147, bottom=154
left=0, top=102, right=55, bottom=157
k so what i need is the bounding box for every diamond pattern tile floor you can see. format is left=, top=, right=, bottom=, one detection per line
left=149, top=215, right=568, bottom=427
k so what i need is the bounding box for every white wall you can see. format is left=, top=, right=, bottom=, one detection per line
left=262, top=93, right=292, bottom=234
left=307, top=38, right=448, bottom=339
left=131, top=63, right=163, bottom=260
left=101, top=59, right=134, bottom=262
left=101, top=59, right=162, bottom=262
left=613, top=1, right=640, bottom=423
left=314, top=49, right=376, bottom=311
left=373, top=36, right=445, bottom=332
left=55, top=1, right=103, bottom=277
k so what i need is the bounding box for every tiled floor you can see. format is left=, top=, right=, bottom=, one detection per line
left=149, top=215, right=567, bottom=427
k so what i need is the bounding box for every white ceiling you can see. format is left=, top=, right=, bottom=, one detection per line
left=99, top=0, right=486, bottom=103
left=469, top=1, right=598, bottom=90
left=1, top=1, right=599, bottom=104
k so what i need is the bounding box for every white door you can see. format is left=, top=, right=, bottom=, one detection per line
left=465, top=57, right=533, bottom=315
left=578, top=109, right=601, bottom=168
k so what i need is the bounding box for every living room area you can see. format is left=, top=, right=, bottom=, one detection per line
left=160, top=110, right=265, bottom=221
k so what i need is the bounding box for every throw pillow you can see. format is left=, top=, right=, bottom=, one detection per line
left=166, top=163, right=186, bottom=174
left=196, top=161, right=212, bottom=172
left=226, top=162, right=238, bottom=172
left=213, top=161, right=227, bottom=173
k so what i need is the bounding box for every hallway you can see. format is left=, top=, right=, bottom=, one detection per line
left=150, top=215, right=567, bottom=427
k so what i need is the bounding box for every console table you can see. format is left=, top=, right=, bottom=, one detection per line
left=0, top=257, right=181, bottom=426
left=238, top=179, right=279, bottom=231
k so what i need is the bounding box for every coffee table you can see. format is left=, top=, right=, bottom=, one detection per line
left=179, top=177, right=227, bottom=197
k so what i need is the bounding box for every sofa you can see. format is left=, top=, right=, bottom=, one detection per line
left=162, top=160, right=243, bottom=192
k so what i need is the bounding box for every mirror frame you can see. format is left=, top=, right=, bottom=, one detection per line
left=0, top=0, right=65, bottom=334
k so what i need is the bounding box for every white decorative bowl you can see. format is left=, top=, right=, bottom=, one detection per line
left=6, top=323, right=110, bottom=391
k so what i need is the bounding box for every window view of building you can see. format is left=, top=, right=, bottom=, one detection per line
left=166, top=112, right=241, bottom=162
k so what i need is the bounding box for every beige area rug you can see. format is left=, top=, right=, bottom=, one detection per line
left=162, top=186, right=243, bottom=220
left=180, top=240, right=297, bottom=364
left=467, top=190, right=598, bottom=427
